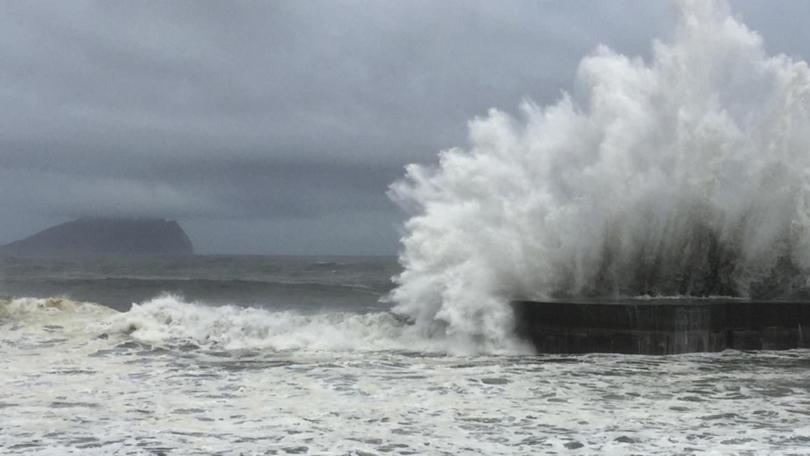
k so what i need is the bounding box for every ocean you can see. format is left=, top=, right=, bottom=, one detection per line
left=2, top=255, right=810, bottom=455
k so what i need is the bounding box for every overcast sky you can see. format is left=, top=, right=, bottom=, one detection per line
left=1, top=1, right=807, bottom=254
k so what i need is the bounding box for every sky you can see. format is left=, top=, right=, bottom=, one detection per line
left=1, top=1, right=808, bottom=255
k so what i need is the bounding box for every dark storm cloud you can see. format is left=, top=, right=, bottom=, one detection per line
left=0, top=0, right=802, bottom=253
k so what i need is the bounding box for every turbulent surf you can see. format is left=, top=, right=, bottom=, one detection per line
left=3, top=293, right=810, bottom=454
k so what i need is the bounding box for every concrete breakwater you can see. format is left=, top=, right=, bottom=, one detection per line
left=511, top=300, right=810, bottom=355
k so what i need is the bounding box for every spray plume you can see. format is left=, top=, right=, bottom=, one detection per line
left=389, top=0, right=810, bottom=350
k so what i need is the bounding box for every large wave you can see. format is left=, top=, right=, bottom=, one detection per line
left=1, top=295, right=488, bottom=354
left=106, top=295, right=448, bottom=353
left=388, top=0, right=810, bottom=349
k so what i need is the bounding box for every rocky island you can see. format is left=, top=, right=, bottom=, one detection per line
left=0, top=217, right=194, bottom=257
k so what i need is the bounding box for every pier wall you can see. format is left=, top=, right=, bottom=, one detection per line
left=511, top=300, right=810, bottom=354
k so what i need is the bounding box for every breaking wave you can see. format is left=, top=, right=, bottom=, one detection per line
left=105, top=295, right=446, bottom=353
left=0, top=296, right=114, bottom=320
left=2, top=295, right=526, bottom=355
left=389, top=0, right=810, bottom=349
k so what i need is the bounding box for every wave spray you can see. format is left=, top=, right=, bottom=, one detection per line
left=389, top=0, right=810, bottom=351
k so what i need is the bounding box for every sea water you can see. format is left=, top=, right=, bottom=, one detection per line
left=2, top=255, right=810, bottom=455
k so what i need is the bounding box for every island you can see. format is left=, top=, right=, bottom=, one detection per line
left=0, top=217, right=194, bottom=257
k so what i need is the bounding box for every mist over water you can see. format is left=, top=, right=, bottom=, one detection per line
left=389, top=0, right=810, bottom=349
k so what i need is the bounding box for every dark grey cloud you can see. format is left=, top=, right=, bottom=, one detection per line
left=0, top=0, right=801, bottom=254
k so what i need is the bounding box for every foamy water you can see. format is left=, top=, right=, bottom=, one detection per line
left=3, top=296, right=810, bottom=455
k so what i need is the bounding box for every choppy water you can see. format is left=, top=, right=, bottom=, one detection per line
left=2, top=256, right=810, bottom=455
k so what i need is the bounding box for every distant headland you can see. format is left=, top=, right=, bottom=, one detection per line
left=0, top=217, right=194, bottom=257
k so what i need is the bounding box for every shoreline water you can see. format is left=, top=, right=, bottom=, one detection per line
left=2, top=256, right=810, bottom=454
left=3, top=293, right=810, bottom=454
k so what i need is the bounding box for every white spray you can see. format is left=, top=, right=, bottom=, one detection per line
left=389, top=0, right=810, bottom=350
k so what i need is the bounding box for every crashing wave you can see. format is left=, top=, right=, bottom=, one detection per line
left=0, top=296, right=113, bottom=319
left=389, top=0, right=810, bottom=349
left=106, top=295, right=467, bottom=354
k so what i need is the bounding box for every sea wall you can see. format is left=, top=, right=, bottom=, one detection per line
left=511, top=300, right=810, bottom=355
